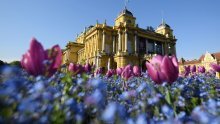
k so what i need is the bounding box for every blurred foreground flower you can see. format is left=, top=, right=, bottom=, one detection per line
left=146, top=55, right=179, bottom=84
left=210, top=63, right=220, bottom=72
left=106, top=69, right=115, bottom=78
left=68, top=63, right=81, bottom=75
left=121, top=65, right=133, bottom=80
left=198, top=66, right=206, bottom=73
left=183, top=65, right=191, bottom=77
left=21, top=38, right=62, bottom=76
left=84, top=63, right=92, bottom=73
left=95, top=67, right=104, bottom=75
left=133, top=65, right=141, bottom=77
left=116, top=67, right=123, bottom=76
left=210, top=63, right=220, bottom=78
left=191, top=65, right=196, bottom=73
left=46, top=45, right=62, bottom=76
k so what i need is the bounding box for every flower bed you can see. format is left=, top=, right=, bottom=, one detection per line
left=1, top=38, right=220, bottom=123
left=0, top=65, right=220, bottom=123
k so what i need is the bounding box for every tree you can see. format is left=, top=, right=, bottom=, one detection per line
left=0, top=60, right=7, bottom=66
left=9, top=61, right=21, bottom=67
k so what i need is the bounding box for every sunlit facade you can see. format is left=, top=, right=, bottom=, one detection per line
left=63, top=8, right=177, bottom=70
left=179, top=52, right=220, bottom=74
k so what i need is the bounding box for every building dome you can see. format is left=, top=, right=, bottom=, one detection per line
left=157, top=19, right=171, bottom=29
left=158, top=23, right=170, bottom=28
left=119, top=7, right=133, bottom=16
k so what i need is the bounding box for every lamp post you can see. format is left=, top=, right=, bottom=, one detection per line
left=168, top=44, right=171, bottom=55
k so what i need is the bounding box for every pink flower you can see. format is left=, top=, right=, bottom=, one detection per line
left=146, top=55, right=179, bottom=84
left=46, top=45, right=62, bottom=76
left=116, top=67, right=123, bottom=76
left=146, top=55, right=166, bottom=84
left=191, top=65, right=196, bottom=73
left=133, top=65, right=141, bottom=77
left=21, top=38, right=46, bottom=76
left=106, top=69, right=115, bottom=77
left=84, top=63, right=92, bottom=73
left=197, top=66, right=206, bottom=73
left=160, top=55, right=179, bottom=83
left=121, top=65, right=133, bottom=80
left=210, top=63, right=220, bottom=72
left=21, top=37, right=62, bottom=76
left=183, top=65, right=191, bottom=76
left=95, top=67, right=104, bottom=75
left=68, top=63, right=81, bottom=75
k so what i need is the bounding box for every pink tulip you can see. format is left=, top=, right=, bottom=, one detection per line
left=208, top=69, right=216, bottom=75
left=106, top=69, right=115, bottom=77
left=95, top=67, right=104, bottom=75
left=210, top=63, right=220, bottom=72
left=146, top=55, right=166, bottom=84
left=121, top=65, right=133, bottom=80
left=111, top=69, right=116, bottom=75
left=84, top=63, right=92, bottom=73
left=183, top=65, right=191, bottom=76
left=146, top=55, right=179, bottom=84
left=68, top=63, right=81, bottom=75
left=191, top=65, right=196, bottom=73
left=161, top=55, right=179, bottom=83
left=116, top=68, right=123, bottom=76
left=133, top=65, right=141, bottom=77
left=197, top=66, right=206, bottom=73
left=21, top=37, right=62, bottom=76
left=77, top=64, right=85, bottom=74
left=46, top=45, right=62, bottom=76
left=21, top=38, right=46, bottom=76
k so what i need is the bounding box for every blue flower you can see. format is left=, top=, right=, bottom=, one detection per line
left=102, top=102, right=117, bottom=122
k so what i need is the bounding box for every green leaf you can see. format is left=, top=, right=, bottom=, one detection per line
left=165, top=90, right=171, bottom=105
left=154, top=106, right=160, bottom=116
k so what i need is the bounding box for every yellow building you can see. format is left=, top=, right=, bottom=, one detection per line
left=63, top=8, right=177, bottom=70
left=179, top=52, right=220, bottom=73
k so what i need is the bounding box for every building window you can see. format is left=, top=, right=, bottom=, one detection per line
left=155, top=42, right=162, bottom=55
left=106, top=44, right=111, bottom=54
left=139, top=37, right=146, bottom=54
left=168, top=44, right=172, bottom=55
left=127, top=40, right=132, bottom=54
left=147, top=41, right=154, bottom=54
left=127, top=20, right=131, bottom=24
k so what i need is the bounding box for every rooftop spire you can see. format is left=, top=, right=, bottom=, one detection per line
left=162, top=18, right=165, bottom=25
left=124, top=0, right=130, bottom=9
left=161, top=10, right=165, bottom=25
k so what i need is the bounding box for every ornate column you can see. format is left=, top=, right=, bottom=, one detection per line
left=124, top=29, right=128, bottom=52
left=118, top=30, right=122, bottom=52
left=112, top=35, right=115, bottom=53
left=94, top=36, right=96, bottom=52
left=96, top=56, right=99, bottom=69
left=164, top=42, right=168, bottom=54
left=97, top=30, right=100, bottom=51
left=102, top=30, right=106, bottom=52
left=134, top=31, right=138, bottom=54
left=161, top=43, right=164, bottom=55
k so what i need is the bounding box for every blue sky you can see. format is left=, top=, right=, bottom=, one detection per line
left=0, top=0, right=219, bottom=62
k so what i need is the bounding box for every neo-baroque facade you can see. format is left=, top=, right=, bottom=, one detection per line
left=63, top=8, right=177, bottom=70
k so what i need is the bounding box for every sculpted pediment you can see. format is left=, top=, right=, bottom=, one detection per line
left=203, top=52, right=216, bottom=62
